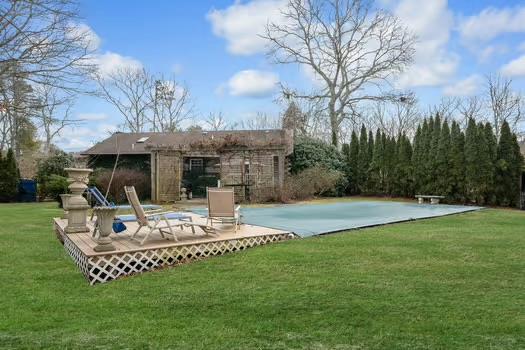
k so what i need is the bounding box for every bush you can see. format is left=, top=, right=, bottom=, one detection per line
left=92, top=168, right=150, bottom=204
left=280, top=166, right=347, bottom=201
left=289, top=137, right=345, bottom=174
left=0, top=149, right=20, bottom=202
left=36, top=150, right=74, bottom=200
left=36, top=150, right=73, bottom=182
left=44, top=175, right=69, bottom=202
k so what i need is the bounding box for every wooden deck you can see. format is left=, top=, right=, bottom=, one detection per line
left=54, top=213, right=294, bottom=285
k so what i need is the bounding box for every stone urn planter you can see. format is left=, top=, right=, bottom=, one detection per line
left=64, top=168, right=93, bottom=233
left=92, top=206, right=118, bottom=252
left=59, top=194, right=73, bottom=219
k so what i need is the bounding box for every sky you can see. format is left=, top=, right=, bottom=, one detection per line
left=56, top=0, right=525, bottom=152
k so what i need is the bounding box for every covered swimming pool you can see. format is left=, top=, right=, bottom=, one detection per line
left=217, top=201, right=482, bottom=237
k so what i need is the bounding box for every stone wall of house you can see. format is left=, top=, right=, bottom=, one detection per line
left=152, top=148, right=287, bottom=203
left=219, top=149, right=285, bottom=202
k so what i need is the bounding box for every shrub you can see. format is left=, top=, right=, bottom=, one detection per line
left=36, top=150, right=73, bottom=182
left=92, top=168, right=150, bottom=204
left=44, top=175, right=69, bottom=202
left=289, top=137, right=345, bottom=174
left=280, top=166, right=347, bottom=201
left=0, top=148, right=20, bottom=202
left=36, top=150, right=74, bottom=200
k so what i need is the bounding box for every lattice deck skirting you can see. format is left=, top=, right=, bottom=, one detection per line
left=56, top=226, right=293, bottom=285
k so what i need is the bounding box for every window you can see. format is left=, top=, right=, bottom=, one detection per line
left=273, top=155, right=279, bottom=186
left=189, top=158, right=203, bottom=171
left=136, top=136, right=149, bottom=143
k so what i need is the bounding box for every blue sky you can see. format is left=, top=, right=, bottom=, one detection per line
left=57, top=0, right=525, bottom=151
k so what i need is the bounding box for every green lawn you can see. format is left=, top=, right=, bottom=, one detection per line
left=0, top=202, right=524, bottom=349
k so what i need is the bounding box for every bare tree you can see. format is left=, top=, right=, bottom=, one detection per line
left=458, top=96, right=483, bottom=128
left=263, top=0, right=415, bottom=146
left=237, top=112, right=281, bottom=130
left=0, top=64, right=38, bottom=155
left=95, top=67, right=152, bottom=132
left=204, top=112, right=228, bottom=131
left=150, top=77, right=193, bottom=132
left=0, top=0, right=94, bottom=154
left=486, top=74, right=523, bottom=138
left=370, top=93, right=420, bottom=137
left=0, top=0, right=96, bottom=91
left=429, top=97, right=460, bottom=122
left=32, top=84, right=78, bottom=154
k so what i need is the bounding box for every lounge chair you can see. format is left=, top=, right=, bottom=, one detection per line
left=124, top=186, right=217, bottom=245
left=87, top=186, right=161, bottom=211
left=206, top=187, right=241, bottom=232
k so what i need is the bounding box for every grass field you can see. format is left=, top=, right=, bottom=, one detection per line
left=0, top=202, right=524, bottom=349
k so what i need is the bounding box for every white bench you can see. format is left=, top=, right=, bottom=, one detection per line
left=415, top=195, right=445, bottom=204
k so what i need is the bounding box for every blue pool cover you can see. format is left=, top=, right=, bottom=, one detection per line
left=196, top=201, right=482, bottom=237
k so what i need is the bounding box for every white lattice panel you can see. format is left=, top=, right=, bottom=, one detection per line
left=62, top=233, right=91, bottom=281
left=59, top=229, right=293, bottom=285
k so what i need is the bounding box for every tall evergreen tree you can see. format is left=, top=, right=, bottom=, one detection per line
left=483, top=123, right=497, bottom=204
left=368, top=129, right=384, bottom=194
left=475, top=122, right=494, bottom=204
left=426, top=115, right=442, bottom=193
left=464, top=118, right=479, bottom=202
left=395, top=133, right=413, bottom=197
left=348, top=130, right=360, bottom=194
left=420, top=118, right=433, bottom=193
left=0, top=149, right=19, bottom=202
left=495, top=121, right=524, bottom=207
left=341, top=143, right=352, bottom=194
left=367, top=130, right=374, bottom=164
left=435, top=120, right=451, bottom=197
left=357, top=125, right=369, bottom=193
left=449, top=121, right=466, bottom=202
left=411, top=124, right=423, bottom=194
left=383, top=135, right=397, bottom=195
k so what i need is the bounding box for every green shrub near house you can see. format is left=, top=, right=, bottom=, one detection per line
left=287, top=137, right=347, bottom=198
left=36, top=150, right=73, bottom=201
left=0, top=149, right=20, bottom=202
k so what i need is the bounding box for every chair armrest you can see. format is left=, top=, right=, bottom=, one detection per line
left=144, top=208, right=164, bottom=214
left=146, top=211, right=174, bottom=218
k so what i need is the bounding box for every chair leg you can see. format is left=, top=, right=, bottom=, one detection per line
left=189, top=217, right=195, bottom=234
left=140, top=228, right=153, bottom=245
left=130, top=224, right=142, bottom=239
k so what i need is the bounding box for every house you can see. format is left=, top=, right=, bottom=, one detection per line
left=82, top=129, right=294, bottom=202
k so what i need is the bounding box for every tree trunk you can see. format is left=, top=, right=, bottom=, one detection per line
left=329, top=102, right=338, bottom=147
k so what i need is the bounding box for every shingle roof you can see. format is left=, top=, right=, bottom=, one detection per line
left=81, top=129, right=293, bottom=155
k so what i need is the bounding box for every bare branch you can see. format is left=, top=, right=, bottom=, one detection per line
left=263, top=0, right=415, bottom=146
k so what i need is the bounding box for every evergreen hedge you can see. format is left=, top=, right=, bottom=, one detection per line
left=343, top=119, right=524, bottom=207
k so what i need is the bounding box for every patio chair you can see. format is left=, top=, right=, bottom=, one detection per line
left=124, top=186, right=217, bottom=245
left=206, top=187, right=241, bottom=232
left=87, top=186, right=161, bottom=211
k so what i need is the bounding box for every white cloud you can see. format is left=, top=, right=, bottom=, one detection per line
left=77, top=113, right=108, bottom=121
left=68, top=23, right=101, bottom=51
left=459, top=6, right=525, bottom=43
left=478, top=44, right=508, bottom=63
left=501, top=55, right=525, bottom=77
left=207, top=0, right=286, bottom=55
left=394, top=0, right=459, bottom=88
left=226, top=70, right=279, bottom=97
left=56, top=123, right=118, bottom=152
left=443, top=75, right=483, bottom=96
left=95, top=52, right=143, bottom=78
